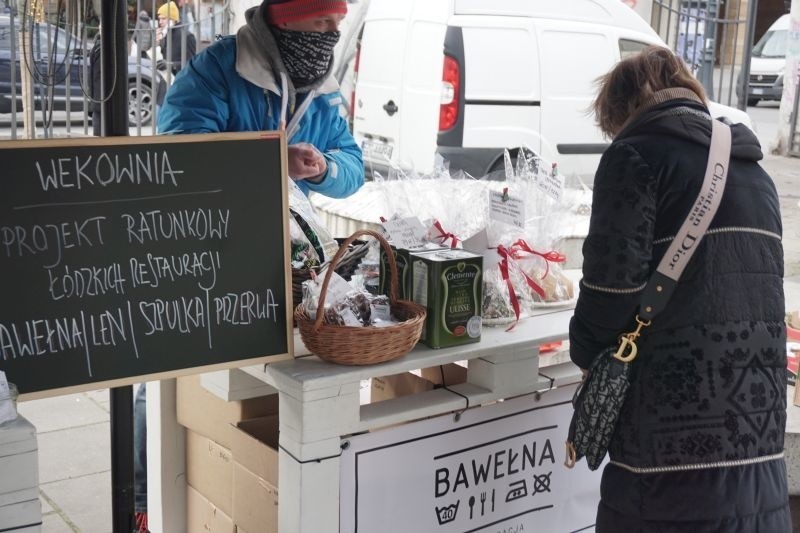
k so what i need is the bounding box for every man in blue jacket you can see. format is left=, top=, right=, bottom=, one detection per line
left=157, top=0, right=363, bottom=199
left=138, top=3, right=362, bottom=529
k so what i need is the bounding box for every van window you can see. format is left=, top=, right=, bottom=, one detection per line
left=462, top=26, right=539, bottom=100
left=619, top=39, right=650, bottom=60
left=540, top=31, right=613, bottom=96
left=752, top=29, right=787, bottom=58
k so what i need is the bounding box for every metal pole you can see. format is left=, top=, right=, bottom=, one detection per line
left=737, top=0, right=759, bottom=110
left=9, top=5, right=18, bottom=140
left=99, top=0, right=133, bottom=530
left=110, top=386, right=135, bottom=533
left=100, top=0, right=129, bottom=136
left=698, top=0, right=717, bottom=96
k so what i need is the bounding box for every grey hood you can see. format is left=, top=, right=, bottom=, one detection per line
left=236, top=4, right=339, bottom=112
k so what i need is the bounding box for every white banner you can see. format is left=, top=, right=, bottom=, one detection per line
left=340, top=384, right=602, bottom=533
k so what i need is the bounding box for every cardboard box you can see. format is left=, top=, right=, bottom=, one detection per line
left=419, top=362, right=468, bottom=387
left=177, top=375, right=279, bottom=448
left=231, top=416, right=279, bottom=533
left=186, top=431, right=233, bottom=516
left=187, top=485, right=235, bottom=533
left=233, top=463, right=278, bottom=533
left=411, top=249, right=483, bottom=348
left=371, top=372, right=434, bottom=402
left=231, top=417, right=279, bottom=484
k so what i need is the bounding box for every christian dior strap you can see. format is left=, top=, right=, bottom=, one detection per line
left=638, top=119, right=732, bottom=321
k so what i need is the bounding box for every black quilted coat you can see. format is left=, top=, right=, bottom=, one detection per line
left=569, top=89, right=789, bottom=532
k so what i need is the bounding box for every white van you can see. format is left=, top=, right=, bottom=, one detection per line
left=739, top=14, right=789, bottom=106
left=352, top=0, right=751, bottom=179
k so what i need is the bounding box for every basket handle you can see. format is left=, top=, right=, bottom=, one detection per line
left=312, top=229, right=400, bottom=331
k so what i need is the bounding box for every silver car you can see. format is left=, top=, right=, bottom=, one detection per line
left=0, top=14, right=166, bottom=125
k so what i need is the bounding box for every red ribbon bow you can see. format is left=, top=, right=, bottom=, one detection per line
left=496, top=245, right=521, bottom=331
left=509, top=239, right=566, bottom=279
left=431, top=220, right=460, bottom=249
left=496, top=245, right=547, bottom=331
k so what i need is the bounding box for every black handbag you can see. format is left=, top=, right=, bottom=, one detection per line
left=564, top=119, right=732, bottom=471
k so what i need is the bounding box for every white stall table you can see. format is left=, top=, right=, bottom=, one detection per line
left=242, top=307, right=578, bottom=533
left=147, top=307, right=581, bottom=532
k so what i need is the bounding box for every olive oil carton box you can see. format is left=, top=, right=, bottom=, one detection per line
left=411, top=249, right=483, bottom=348
left=379, top=243, right=446, bottom=300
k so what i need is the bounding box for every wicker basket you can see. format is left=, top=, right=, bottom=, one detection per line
left=291, top=238, right=370, bottom=310
left=294, top=229, right=426, bottom=365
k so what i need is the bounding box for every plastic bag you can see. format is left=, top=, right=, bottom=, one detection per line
left=290, top=216, right=320, bottom=269
left=288, top=180, right=339, bottom=264
left=301, top=270, right=399, bottom=327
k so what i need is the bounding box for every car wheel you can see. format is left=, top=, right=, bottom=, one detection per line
left=487, top=147, right=538, bottom=180
left=747, top=97, right=759, bottom=107
left=129, top=81, right=153, bottom=126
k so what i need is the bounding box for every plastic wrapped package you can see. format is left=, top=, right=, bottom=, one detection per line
left=301, top=271, right=399, bottom=328
left=290, top=216, right=320, bottom=269
left=288, top=180, right=339, bottom=263
left=513, top=249, right=575, bottom=305
left=482, top=267, right=517, bottom=324
left=376, top=160, right=491, bottom=245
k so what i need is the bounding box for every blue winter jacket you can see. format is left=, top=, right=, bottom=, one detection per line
left=157, top=32, right=363, bottom=199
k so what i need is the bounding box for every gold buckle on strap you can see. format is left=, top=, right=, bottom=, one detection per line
left=613, top=316, right=652, bottom=363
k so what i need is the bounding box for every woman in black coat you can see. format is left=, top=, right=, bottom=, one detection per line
left=570, top=46, right=789, bottom=531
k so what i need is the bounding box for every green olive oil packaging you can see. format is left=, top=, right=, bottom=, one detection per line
left=411, top=249, right=483, bottom=349
left=379, top=243, right=446, bottom=300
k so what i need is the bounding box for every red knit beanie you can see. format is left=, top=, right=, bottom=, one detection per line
left=265, top=0, right=347, bottom=25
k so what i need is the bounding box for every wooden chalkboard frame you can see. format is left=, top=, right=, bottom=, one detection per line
left=0, top=132, right=294, bottom=400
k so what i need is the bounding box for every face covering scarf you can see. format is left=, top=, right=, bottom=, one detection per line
left=272, top=28, right=340, bottom=88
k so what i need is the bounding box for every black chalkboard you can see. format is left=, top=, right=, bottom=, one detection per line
left=0, top=132, right=292, bottom=399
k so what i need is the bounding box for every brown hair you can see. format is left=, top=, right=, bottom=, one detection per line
left=592, top=46, right=707, bottom=138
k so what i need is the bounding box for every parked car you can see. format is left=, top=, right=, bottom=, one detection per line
left=0, top=15, right=167, bottom=125
left=737, top=14, right=788, bottom=107
left=352, top=0, right=754, bottom=180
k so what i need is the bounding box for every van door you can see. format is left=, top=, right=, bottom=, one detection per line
left=536, top=21, right=617, bottom=178
left=451, top=15, right=542, bottom=173
left=352, top=0, right=449, bottom=175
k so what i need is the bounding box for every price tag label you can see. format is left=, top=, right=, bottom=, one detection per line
left=340, top=308, right=363, bottom=327
left=370, top=303, right=392, bottom=322
left=536, top=170, right=564, bottom=202
left=382, top=216, right=428, bottom=250
left=489, top=190, right=526, bottom=229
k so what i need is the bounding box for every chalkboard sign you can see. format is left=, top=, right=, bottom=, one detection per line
left=0, top=132, right=292, bottom=399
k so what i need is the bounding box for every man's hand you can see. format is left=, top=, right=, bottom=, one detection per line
left=288, top=143, right=327, bottom=181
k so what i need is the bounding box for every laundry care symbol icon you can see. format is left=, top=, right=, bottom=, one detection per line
left=505, top=479, right=528, bottom=502
left=532, top=472, right=552, bottom=496
left=435, top=500, right=459, bottom=525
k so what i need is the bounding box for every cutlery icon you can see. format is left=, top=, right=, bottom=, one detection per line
left=480, top=491, right=486, bottom=516
left=491, top=489, right=496, bottom=512
left=469, top=495, right=476, bottom=518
